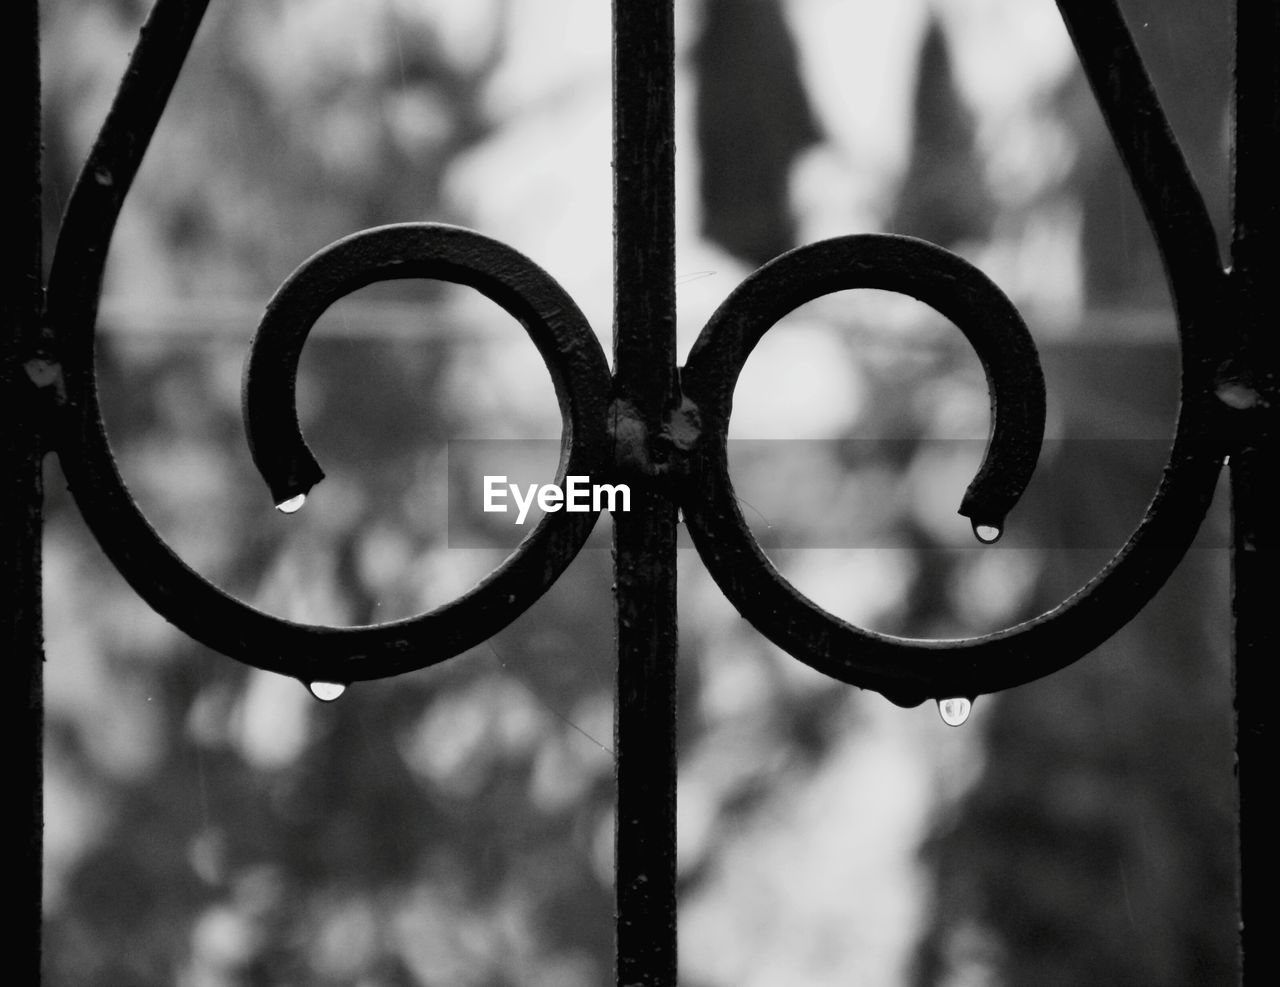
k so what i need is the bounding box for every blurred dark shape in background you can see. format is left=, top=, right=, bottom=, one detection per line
left=694, top=0, right=820, bottom=266
left=888, top=16, right=994, bottom=249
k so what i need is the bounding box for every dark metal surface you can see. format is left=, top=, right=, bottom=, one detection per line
left=1230, top=1, right=1278, bottom=980
left=611, top=0, right=680, bottom=981
left=29, top=0, right=1272, bottom=981
left=243, top=223, right=613, bottom=512
left=5, top=2, right=43, bottom=981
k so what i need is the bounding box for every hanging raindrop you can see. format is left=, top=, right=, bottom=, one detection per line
left=972, top=521, right=1002, bottom=544
left=307, top=681, right=346, bottom=702
left=276, top=493, right=306, bottom=514
left=937, top=696, right=972, bottom=727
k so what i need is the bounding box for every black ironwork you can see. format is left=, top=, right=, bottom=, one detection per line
left=1230, top=4, right=1278, bottom=986
left=5, top=2, right=44, bottom=983
left=9, top=0, right=1274, bottom=982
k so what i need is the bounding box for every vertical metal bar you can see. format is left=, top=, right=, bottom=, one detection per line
left=1231, top=1, right=1278, bottom=983
left=611, top=0, right=679, bottom=983
left=1, top=1, right=45, bottom=982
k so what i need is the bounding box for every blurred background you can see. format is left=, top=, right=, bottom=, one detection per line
left=39, top=0, right=1238, bottom=984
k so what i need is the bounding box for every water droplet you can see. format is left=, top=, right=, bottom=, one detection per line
left=276, top=493, right=306, bottom=514
left=307, top=681, right=346, bottom=702
left=93, top=166, right=113, bottom=186
left=972, top=521, right=1002, bottom=544
left=937, top=697, right=972, bottom=726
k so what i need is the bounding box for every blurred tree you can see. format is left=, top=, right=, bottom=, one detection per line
left=693, top=0, right=820, bottom=266
left=888, top=16, right=994, bottom=249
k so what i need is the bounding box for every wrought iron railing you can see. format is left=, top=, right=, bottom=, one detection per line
left=7, top=0, right=1275, bottom=983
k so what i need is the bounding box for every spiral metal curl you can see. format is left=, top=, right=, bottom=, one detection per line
left=45, top=0, right=1228, bottom=707
left=44, top=0, right=611, bottom=685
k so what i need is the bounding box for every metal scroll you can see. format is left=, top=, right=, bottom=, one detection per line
left=42, top=0, right=1227, bottom=707
left=31, top=0, right=1270, bottom=983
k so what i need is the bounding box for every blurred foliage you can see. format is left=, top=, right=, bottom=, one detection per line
left=908, top=2, right=1237, bottom=984
left=42, top=1, right=620, bottom=984
left=912, top=347, right=1235, bottom=987
left=39, top=0, right=1237, bottom=985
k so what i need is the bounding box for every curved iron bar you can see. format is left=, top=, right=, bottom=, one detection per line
left=241, top=222, right=610, bottom=509
left=45, top=0, right=612, bottom=685
left=45, top=0, right=1229, bottom=709
left=678, top=0, right=1230, bottom=708
left=682, top=234, right=1047, bottom=538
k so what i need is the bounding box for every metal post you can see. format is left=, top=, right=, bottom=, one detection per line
left=2, top=1, right=45, bottom=982
left=611, top=1, right=679, bottom=983
left=1231, top=1, right=1279, bottom=982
